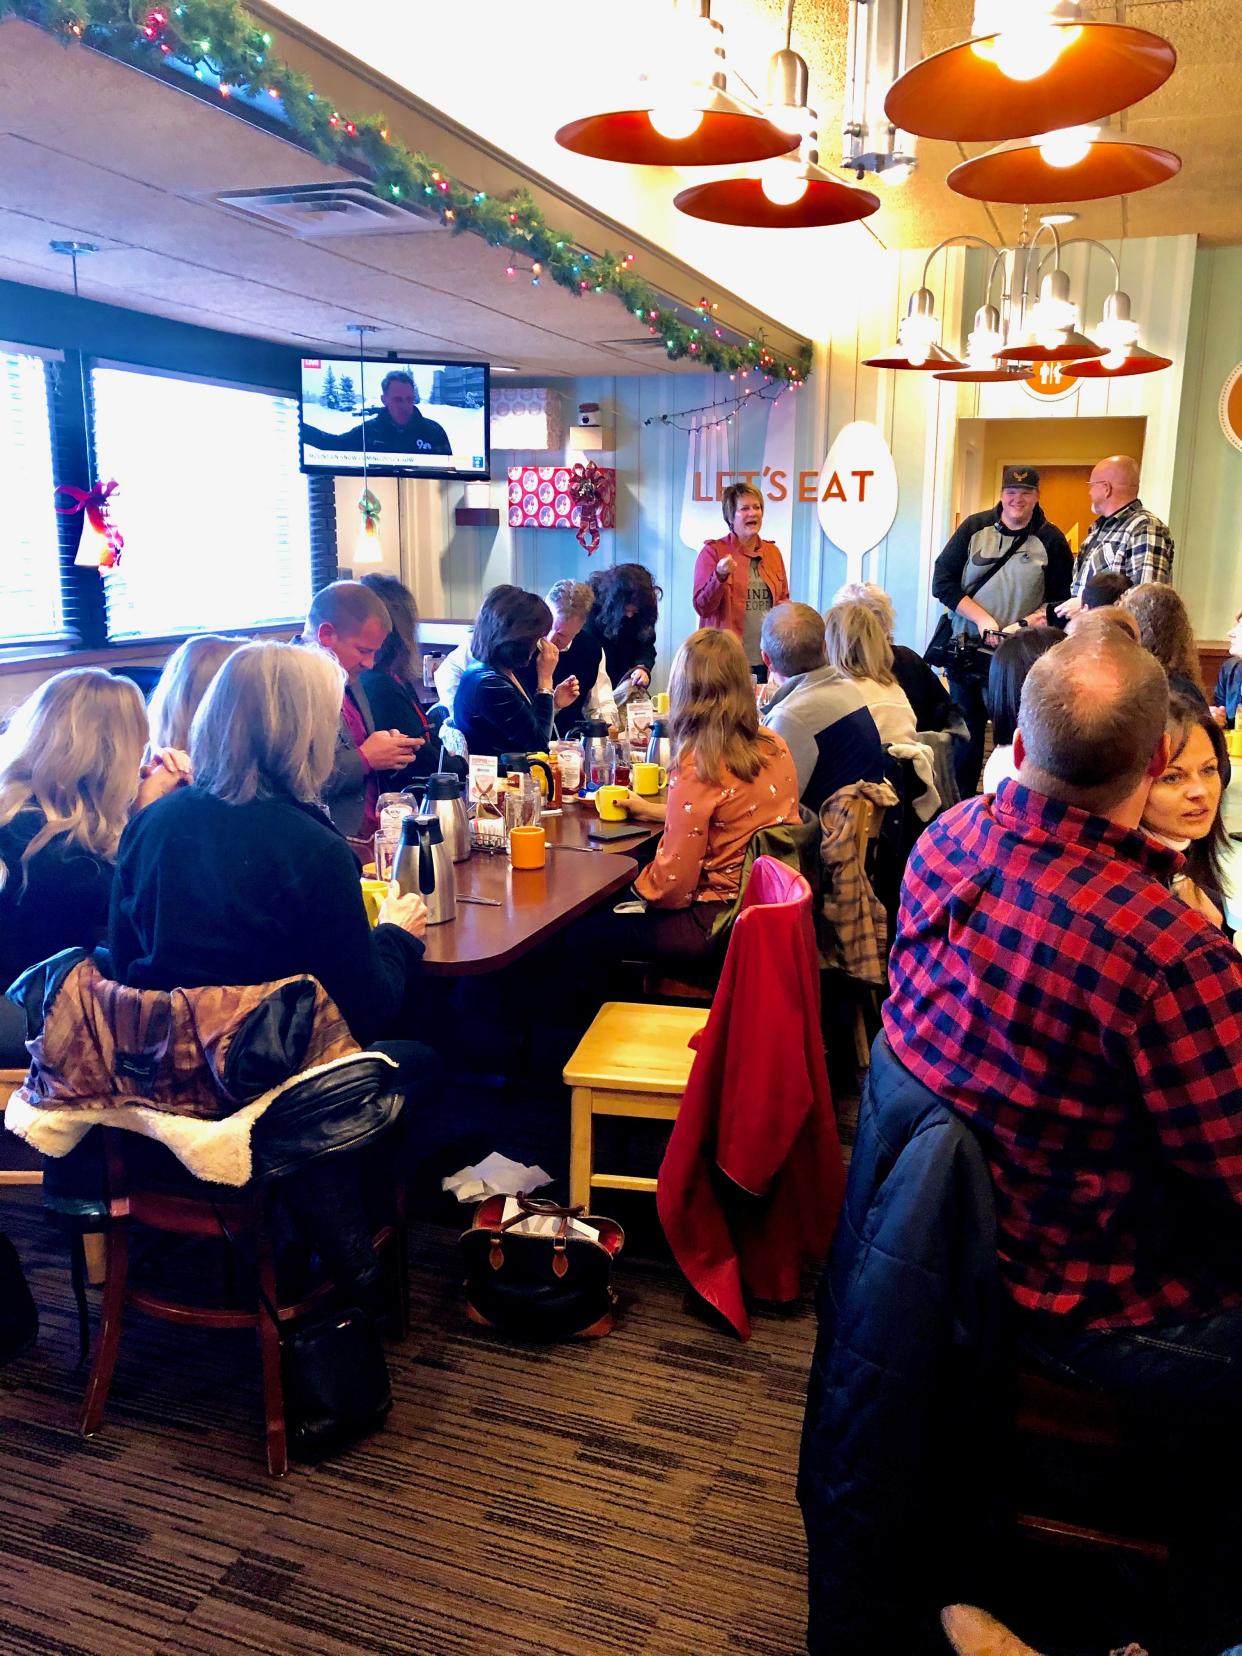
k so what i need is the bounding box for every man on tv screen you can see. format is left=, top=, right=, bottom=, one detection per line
left=343, top=370, right=452, bottom=456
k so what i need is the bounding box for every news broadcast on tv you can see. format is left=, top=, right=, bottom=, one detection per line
left=299, top=357, right=489, bottom=478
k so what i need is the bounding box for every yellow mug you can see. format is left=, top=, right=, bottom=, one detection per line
left=632, top=761, right=668, bottom=796
left=360, top=878, right=388, bottom=926
left=595, top=784, right=629, bottom=822
left=509, top=824, right=546, bottom=869
left=1228, top=728, right=1242, bottom=759
left=652, top=691, right=670, bottom=716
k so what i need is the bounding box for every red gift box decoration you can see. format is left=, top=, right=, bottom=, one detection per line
left=506, top=463, right=616, bottom=553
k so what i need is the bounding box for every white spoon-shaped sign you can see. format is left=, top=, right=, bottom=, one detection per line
left=817, top=421, right=899, bottom=575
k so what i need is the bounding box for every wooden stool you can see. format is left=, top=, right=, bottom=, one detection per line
left=0, top=1068, right=41, bottom=1191
left=563, top=1002, right=708, bottom=1210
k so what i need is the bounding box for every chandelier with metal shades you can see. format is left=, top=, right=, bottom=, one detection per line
left=863, top=228, right=1171, bottom=382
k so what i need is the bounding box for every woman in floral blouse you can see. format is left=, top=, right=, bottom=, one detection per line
left=612, top=628, right=799, bottom=967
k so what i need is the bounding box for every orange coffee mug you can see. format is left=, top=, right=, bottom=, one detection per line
left=509, top=824, right=546, bottom=869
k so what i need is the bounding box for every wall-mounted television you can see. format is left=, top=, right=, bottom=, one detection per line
left=299, top=356, right=490, bottom=479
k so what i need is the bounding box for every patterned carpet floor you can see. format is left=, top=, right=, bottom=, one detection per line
left=0, top=1196, right=818, bottom=1656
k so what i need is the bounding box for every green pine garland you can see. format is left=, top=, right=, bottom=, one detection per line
left=2, top=0, right=813, bottom=384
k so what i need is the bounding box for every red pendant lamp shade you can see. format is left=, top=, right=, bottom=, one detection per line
left=884, top=22, right=1175, bottom=143
left=948, top=135, right=1181, bottom=204
left=673, top=174, right=879, bottom=228
left=555, top=94, right=798, bottom=167
left=1064, top=345, right=1173, bottom=378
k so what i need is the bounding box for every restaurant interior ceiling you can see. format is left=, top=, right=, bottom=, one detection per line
left=0, top=19, right=807, bottom=377
left=764, top=0, right=1242, bottom=250
left=0, top=2, right=1236, bottom=381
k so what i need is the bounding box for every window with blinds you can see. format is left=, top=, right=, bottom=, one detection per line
left=0, top=349, right=64, bottom=645
left=91, top=367, right=312, bottom=641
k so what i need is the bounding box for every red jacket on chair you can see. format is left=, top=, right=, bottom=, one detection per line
left=656, top=856, right=844, bottom=1339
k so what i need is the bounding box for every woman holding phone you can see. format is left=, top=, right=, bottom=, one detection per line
left=453, top=586, right=564, bottom=757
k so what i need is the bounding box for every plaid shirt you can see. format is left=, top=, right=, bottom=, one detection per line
left=883, top=781, right=1242, bottom=1330
left=1071, top=497, right=1175, bottom=593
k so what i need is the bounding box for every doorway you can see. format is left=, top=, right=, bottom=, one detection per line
left=951, top=415, right=1147, bottom=551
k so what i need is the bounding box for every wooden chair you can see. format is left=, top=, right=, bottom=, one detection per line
left=81, top=1123, right=408, bottom=1477
left=564, top=1002, right=709, bottom=1210
left=1011, top=1367, right=1170, bottom=1563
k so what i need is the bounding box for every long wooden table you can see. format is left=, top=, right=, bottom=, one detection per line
left=420, top=842, right=638, bottom=976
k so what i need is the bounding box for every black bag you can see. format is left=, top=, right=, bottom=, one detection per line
left=281, top=1304, right=392, bottom=1463
left=924, top=529, right=1033, bottom=672
left=0, top=1231, right=38, bottom=1363
left=460, top=1193, right=624, bottom=1341
left=211, top=1200, right=392, bottom=1462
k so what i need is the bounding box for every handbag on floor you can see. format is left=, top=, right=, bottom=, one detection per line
left=460, top=1192, right=624, bottom=1340
left=280, top=1303, right=392, bottom=1463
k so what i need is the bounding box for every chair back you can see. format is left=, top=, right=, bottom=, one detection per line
left=708, top=807, right=821, bottom=941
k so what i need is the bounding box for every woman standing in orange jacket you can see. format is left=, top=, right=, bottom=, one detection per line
left=692, top=481, right=790, bottom=681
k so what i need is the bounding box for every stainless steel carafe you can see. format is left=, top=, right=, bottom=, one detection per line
left=392, top=813, right=456, bottom=925
left=422, top=771, right=470, bottom=864
left=645, top=718, right=672, bottom=773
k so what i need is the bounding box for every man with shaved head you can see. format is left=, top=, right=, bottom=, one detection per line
left=1056, top=453, right=1175, bottom=621
left=876, top=627, right=1242, bottom=1424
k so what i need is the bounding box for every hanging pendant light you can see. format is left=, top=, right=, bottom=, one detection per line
left=555, top=1, right=796, bottom=167
left=674, top=36, right=879, bottom=227
left=948, top=128, right=1180, bottom=204
left=345, top=323, right=383, bottom=566
left=1071, top=291, right=1169, bottom=375
left=1063, top=344, right=1173, bottom=378
left=996, top=269, right=1104, bottom=362
left=884, top=1, right=1175, bottom=143
left=933, top=303, right=1028, bottom=381
left=864, top=288, right=963, bottom=371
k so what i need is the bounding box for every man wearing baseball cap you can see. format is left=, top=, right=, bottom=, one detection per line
left=928, top=465, right=1073, bottom=794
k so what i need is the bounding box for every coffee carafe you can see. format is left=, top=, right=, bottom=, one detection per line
left=422, top=771, right=470, bottom=864
left=645, top=718, right=672, bottom=773
left=392, top=813, right=456, bottom=925
left=570, top=720, right=616, bottom=792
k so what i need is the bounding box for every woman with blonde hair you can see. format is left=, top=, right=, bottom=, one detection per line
left=109, top=641, right=427, bottom=1046
left=1119, top=582, right=1206, bottom=704
left=0, top=668, right=183, bottom=1057
left=833, top=580, right=960, bottom=733
left=823, top=601, right=920, bottom=747
left=610, top=629, right=799, bottom=964
left=147, top=634, right=245, bottom=756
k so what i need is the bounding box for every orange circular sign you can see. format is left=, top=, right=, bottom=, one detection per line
left=1023, top=361, right=1080, bottom=401
left=1220, top=364, right=1242, bottom=454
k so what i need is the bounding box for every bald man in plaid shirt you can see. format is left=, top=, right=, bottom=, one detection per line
left=1057, top=454, right=1176, bottom=621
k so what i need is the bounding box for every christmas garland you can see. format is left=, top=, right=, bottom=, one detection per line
left=2, top=0, right=813, bottom=385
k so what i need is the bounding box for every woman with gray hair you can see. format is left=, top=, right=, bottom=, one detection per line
left=108, top=640, right=426, bottom=1047
left=521, top=578, right=620, bottom=735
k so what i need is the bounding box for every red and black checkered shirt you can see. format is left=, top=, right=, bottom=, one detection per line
left=883, top=781, right=1242, bottom=1330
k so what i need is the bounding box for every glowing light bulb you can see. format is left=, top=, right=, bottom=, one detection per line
left=993, top=21, right=1079, bottom=81
left=760, top=157, right=808, bottom=206
left=966, top=320, right=1004, bottom=369
left=898, top=313, right=938, bottom=367
left=648, top=105, right=703, bottom=141
left=1100, top=349, right=1129, bottom=371
left=1038, top=124, right=1097, bottom=169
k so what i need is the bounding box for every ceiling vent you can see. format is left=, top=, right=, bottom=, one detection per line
left=599, top=336, right=667, bottom=348
left=212, top=181, right=441, bottom=237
